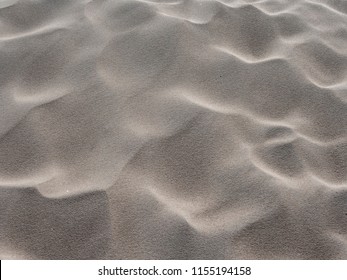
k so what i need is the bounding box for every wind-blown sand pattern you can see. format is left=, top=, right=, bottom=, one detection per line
left=0, top=0, right=346, bottom=259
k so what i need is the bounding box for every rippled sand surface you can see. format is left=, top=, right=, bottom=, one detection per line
left=0, top=0, right=346, bottom=259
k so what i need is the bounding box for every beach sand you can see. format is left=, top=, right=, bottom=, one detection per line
left=0, top=0, right=346, bottom=259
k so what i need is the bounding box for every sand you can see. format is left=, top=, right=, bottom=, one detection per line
left=0, top=0, right=346, bottom=259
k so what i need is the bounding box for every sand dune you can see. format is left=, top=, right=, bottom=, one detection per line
left=0, top=0, right=346, bottom=259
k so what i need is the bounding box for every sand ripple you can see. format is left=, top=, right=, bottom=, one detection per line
left=0, top=0, right=346, bottom=259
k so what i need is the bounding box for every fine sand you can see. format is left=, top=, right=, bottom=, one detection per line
left=0, top=0, right=346, bottom=259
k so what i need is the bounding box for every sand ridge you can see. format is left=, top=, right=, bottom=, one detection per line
left=0, top=0, right=346, bottom=259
